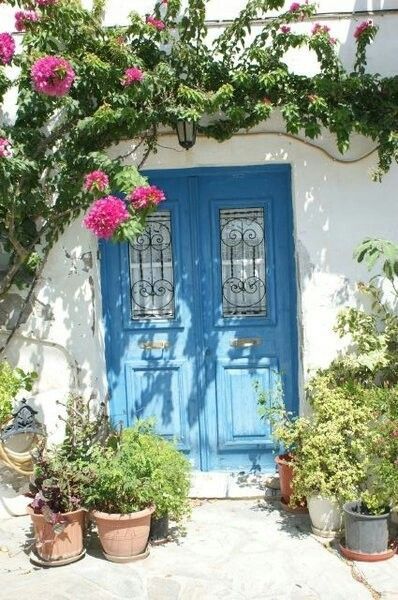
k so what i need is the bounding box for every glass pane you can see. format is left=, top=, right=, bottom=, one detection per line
left=129, top=211, right=175, bottom=320
left=220, top=208, right=267, bottom=317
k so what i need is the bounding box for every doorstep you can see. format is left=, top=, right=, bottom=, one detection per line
left=189, top=471, right=279, bottom=499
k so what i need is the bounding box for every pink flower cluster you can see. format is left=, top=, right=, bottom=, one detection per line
left=83, top=170, right=109, bottom=193
left=146, top=16, right=165, bottom=31
left=312, top=23, right=330, bottom=35
left=0, top=33, right=15, bottom=65
left=83, top=196, right=129, bottom=239
left=36, top=0, right=58, bottom=5
left=354, top=20, right=373, bottom=40
left=128, top=185, right=166, bottom=210
left=312, top=22, right=336, bottom=44
left=15, top=10, right=39, bottom=32
left=289, top=2, right=301, bottom=11
left=122, top=67, right=144, bottom=87
left=0, top=138, right=12, bottom=158
left=280, top=25, right=291, bottom=34
left=31, top=56, right=75, bottom=97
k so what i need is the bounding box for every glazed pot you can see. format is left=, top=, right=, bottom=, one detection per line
left=343, top=501, right=390, bottom=554
left=92, top=505, right=155, bottom=561
left=28, top=507, right=85, bottom=563
left=308, top=495, right=342, bottom=538
left=150, top=515, right=169, bottom=543
left=275, top=453, right=294, bottom=503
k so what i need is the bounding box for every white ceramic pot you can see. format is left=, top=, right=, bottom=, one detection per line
left=308, top=495, right=342, bottom=538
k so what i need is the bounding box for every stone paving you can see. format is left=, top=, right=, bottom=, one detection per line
left=0, top=499, right=397, bottom=600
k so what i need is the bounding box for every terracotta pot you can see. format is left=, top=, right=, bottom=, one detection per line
left=275, top=453, right=294, bottom=503
left=92, top=505, right=155, bottom=560
left=28, top=507, right=85, bottom=563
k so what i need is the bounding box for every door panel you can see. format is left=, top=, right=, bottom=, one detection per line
left=197, top=169, right=298, bottom=471
left=101, top=166, right=298, bottom=472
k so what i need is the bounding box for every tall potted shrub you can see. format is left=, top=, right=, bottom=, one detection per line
left=342, top=386, right=398, bottom=559
left=292, top=375, right=372, bottom=537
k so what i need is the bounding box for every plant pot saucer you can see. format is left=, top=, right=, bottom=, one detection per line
left=311, top=525, right=340, bottom=539
left=103, top=546, right=150, bottom=563
left=339, top=541, right=396, bottom=562
left=29, top=549, right=85, bottom=568
left=280, top=497, right=308, bottom=514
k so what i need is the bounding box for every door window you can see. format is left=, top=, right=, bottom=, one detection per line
left=220, top=207, right=267, bottom=317
left=129, top=211, right=175, bottom=320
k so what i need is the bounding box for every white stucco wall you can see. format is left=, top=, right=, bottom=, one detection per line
left=1, top=0, right=398, bottom=435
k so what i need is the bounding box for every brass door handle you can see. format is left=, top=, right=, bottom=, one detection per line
left=230, top=337, right=262, bottom=348
left=140, top=340, right=170, bottom=350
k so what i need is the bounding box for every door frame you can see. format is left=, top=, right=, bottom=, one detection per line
left=100, top=164, right=300, bottom=471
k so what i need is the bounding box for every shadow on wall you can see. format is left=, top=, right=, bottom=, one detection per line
left=0, top=220, right=106, bottom=440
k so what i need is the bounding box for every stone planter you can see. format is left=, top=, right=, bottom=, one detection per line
left=308, top=495, right=342, bottom=538
left=28, top=507, right=85, bottom=565
left=92, top=505, right=155, bottom=562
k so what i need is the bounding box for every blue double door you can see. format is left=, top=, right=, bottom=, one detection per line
left=101, top=165, right=298, bottom=471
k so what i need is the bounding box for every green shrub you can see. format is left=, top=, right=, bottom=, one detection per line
left=84, top=420, right=191, bottom=519
left=0, top=361, right=37, bottom=426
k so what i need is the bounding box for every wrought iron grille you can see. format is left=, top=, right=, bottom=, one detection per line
left=220, top=207, right=267, bottom=317
left=129, top=211, right=175, bottom=320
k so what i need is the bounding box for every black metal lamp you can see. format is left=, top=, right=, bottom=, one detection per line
left=176, top=119, right=197, bottom=150
left=0, top=399, right=46, bottom=442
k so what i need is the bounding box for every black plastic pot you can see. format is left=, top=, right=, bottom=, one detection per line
left=150, top=515, right=169, bottom=543
left=343, top=501, right=390, bottom=554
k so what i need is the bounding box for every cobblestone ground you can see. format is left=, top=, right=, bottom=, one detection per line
left=0, top=500, right=397, bottom=600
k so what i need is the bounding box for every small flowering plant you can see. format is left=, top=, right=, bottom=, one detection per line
left=122, top=67, right=144, bottom=87
left=354, top=20, right=379, bottom=74
left=31, top=55, right=75, bottom=97
left=0, top=33, right=15, bottom=66
left=15, top=10, right=39, bottom=32
left=82, top=169, right=166, bottom=243
left=0, top=137, right=12, bottom=158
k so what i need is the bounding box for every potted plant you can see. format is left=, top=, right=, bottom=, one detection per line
left=292, top=374, right=373, bottom=537
left=120, top=422, right=191, bottom=543
left=84, top=429, right=155, bottom=561
left=342, top=386, right=398, bottom=559
left=27, top=443, right=88, bottom=565
left=256, top=378, right=308, bottom=509
left=26, top=395, right=108, bottom=566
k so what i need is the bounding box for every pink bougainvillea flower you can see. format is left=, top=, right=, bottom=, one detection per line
left=312, top=23, right=330, bottom=35
left=83, top=196, right=129, bottom=239
left=15, top=10, right=39, bottom=32
left=0, top=33, right=15, bottom=65
left=289, top=2, right=301, bottom=12
left=146, top=16, right=165, bottom=31
left=0, top=138, right=12, bottom=158
left=31, top=56, right=75, bottom=97
left=280, top=25, right=291, bottom=34
left=128, top=185, right=166, bottom=210
left=122, top=67, right=144, bottom=87
left=354, top=20, right=373, bottom=39
left=36, top=0, right=58, bottom=5
left=83, top=170, right=109, bottom=193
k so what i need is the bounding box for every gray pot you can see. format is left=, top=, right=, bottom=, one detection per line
left=343, top=501, right=390, bottom=554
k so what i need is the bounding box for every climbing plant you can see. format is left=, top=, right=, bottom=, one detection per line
left=0, top=0, right=397, bottom=350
